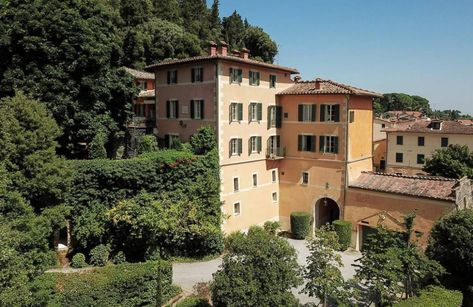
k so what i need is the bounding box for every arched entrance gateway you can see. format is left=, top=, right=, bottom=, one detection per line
left=315, top=197, right=340, bottom=228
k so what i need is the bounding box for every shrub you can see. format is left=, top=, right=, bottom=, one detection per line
left=112, top=251, right=127, bottom=264
left=137, top=135, right=158, bottom=154
left=332, top=220, right=352, bottom=251
left=89, top=132, right=107, bottom=159
left=393, top=286, right=462, bottom=307
left=89, top=244, right=110, bottom=266
left=176, top=296, right=210, bottom=307
left=290, top=212, right=311, bottom=239
left=30, top=261, right=175, bottom=307
left=71, top=253, right=88, bottom=268
left=190, top=126, right=217, bottom=155
left=263, top=220, right=281, bottom=236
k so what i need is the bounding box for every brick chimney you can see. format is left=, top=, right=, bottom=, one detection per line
left=209, top=41, right=217, bottom=56
left=314, top=78, right=322, bottom=89
left=240, top=48, right=249, bottom=60
left=231, top=49, right=240, bottom=57
left=218, top=41, right=228, bottom=56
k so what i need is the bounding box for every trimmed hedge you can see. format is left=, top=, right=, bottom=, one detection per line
left=332, top=220, right=352, bottom=251
left=71, top=253, right=87, bottom=268
left=290, top=212, right=311, bottom=239
left=31, top=261, right=175, bottom=307
left=393, top=286, right=462, bottom=307
left=176, top=296, right=211, bottom=307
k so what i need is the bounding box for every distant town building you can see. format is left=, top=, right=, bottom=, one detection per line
left=373, top=118, right=391, bottom=171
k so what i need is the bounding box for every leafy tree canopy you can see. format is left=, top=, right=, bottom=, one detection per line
left=424, top=144, right=473, bottom=179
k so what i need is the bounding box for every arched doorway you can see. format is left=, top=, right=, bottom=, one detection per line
left=315, top=198, right=340, bottom=228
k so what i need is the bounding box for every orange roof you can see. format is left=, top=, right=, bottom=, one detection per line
left=276, top=78, right=382, bottom=97
left=350, top=172, right=458, bottom=202
left=145, top=54, right=299, bottom=74
left=123, top=67, right=155, bottom=79
left=383, top=119, right=473, bottom=135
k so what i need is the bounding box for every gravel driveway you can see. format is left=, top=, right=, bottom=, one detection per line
left=172, top=238, right=361, bottom=303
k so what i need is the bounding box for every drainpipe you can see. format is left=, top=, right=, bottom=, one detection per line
left=343, top=94, right=350, bottom=220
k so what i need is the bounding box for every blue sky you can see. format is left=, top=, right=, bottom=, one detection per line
left=214, top=0, right=473, bottom=114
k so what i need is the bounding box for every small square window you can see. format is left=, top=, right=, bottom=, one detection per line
left=381, top=124, right=386, bottom=128
left=396, top=135, right=403, bottom=145
left=302, top=172, right=309, bottom=185
left=417, top=154, right=425, bottom=165
left=271, top=170, right=277, bottom=183
left=252, top=173, right=258, bottom=187
left=167, top=70, right=178, bottom=84
left=396, top=152, right=403, bottom=163
left=349, top=111, right=355, bottom=123
left=418, top=136, right=425, bottom=146
left=441, top=137, right=449, bottom=147
left=272, top=192, right=278, bottom=203
left=233, top=202, right=241, bottom=216
left=233, top=177, right=239, bottom=192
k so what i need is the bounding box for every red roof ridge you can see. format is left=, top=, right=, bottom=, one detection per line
left=361, top=171, right=458, bottom=182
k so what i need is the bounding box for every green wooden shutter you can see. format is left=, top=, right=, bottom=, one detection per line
left=276, top=106, right=282, bottom=128
left=257, top=103, right=262, bottom=121
left=191, top=68, right=195, bottom=83
left=319, top=136, right=325, bottom=152
left=238, top=69, right=242, bottom=83
left=200, top=100, right=204, bottom=119
left=200, top=68, right=204, bottom=81
left=238, top=103, right=243, bottom=120
left=164, top=134, right=170, bottom=148
left=167, top=71, right=170, bottom=84
left=311, top=104, right=317, bottom=122
left=190, top=100, right=195, bottom=119
left=334, top=137, right=339, bottom=153
left=256, top=72, right=260, bottom=85
left=229, top=68, right=233, bottom=83
left=175, top=101, right=179, bottom=118
left=248, top=137, right=252, bottom=155
left=229, top=103, right=233, bottom=121
left=320, top=105, right=326, bottom=121
left=166, top=100, right=170, bottom=118
left=310, top=136, right=316, bottom=152
left=238, top=138, right=242, bottom=154
left=334, top=105, right=340, bottom=122
left=175, top=71, right=178, bottom=84
left=298, top=105, right=303, bottom=121
left=298, top=135, right=303, bottom=151
left=257, top=136, right=262, bottom=152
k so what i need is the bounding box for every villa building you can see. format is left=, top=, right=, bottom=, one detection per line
left=383, top=119, right=473, bottom=175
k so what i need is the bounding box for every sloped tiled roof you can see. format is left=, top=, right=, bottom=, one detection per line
left=276, top=78, right=382, bottom=97
left=350, top=172, right=458, bottom=202
left=145, top=54, right=299, bottom=74
left=383, top=120, right=473, bottom=135
left=138, top=89, right=155, bottom=98
left=123, top=67, right=155, bottom=80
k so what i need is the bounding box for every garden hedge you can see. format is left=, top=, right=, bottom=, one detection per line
left=30, top=261, right=177, bottom=307
left=332, top=220, right=352, bottom=251
left=393, top=286, right=462, bottom=307
left=290, top=212, right=311, bottom=239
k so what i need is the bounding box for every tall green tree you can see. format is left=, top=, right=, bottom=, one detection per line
left=302, top=226, right=351, bottom=307
left=244, top=26, right=278, bottom=63
left=211, top=226, right=301, bottom=306
left=374, top=93, right=431, bottom=115
left=152, top=0, right=181, bottom=23
left=209, top=0, right=222, bottom=41
left=424, top=144, right=473, bottom=179
left=222, top=10, right=246, bottom=50
left=0, top=0, right=137, bottom=158
left=179, top=0, right=211, bottom=49
left=119, top=0, right=152, bottom=27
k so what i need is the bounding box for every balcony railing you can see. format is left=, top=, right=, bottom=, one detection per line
left=266, top=147, right=285, bottom=160
left=127, top=116, right=156, bottom=128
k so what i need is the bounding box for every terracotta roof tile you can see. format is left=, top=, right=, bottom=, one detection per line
left=383, top=119, right=473, bottom=135
left=350, top=172, right=458, bottom=202
left=276, top=78, right=382, bottom=97
left=145, top=55, right=299, bottom=74
left=138, top=89, right=155, bottom=98
left=123, top=67, right=155, bottom=80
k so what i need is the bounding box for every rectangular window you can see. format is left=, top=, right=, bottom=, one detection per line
left=249, top=136, right=262, bottom=154
left=417, top=154, right=425, bottom=165
left=230, top=138, right=243, bottom=156
left=441, top=137, right=449, bottom=147
left=233, top=177, right=239, bottom=192
left=233, top=202, right=241, bottom=216
left=298, top=104, right=316, bottom=122
left=302, top=171, right=309, bottom=185
left=230, top=103, right=243, bottom=122
left=190, top=100, right=204, bottom=119
left=319, top=136, right=339, bottom=154
left=249, top=71, right=260, bottom=86
left=268, top=106, right=282, bottom=128
left=191, top=67, right=203, bottom=83
left=396, top=152, right=403, bottom=163
left=249, top=103, right=262, bottom=122
left=397, top=135, right=404, bottom=145
left=230, top=68, right=243, bottom=84
left=272, top=192, right=278, bottom=203
left=167, top=70, right=177, bottom=84
left=320, top=104, right=340, bottom=122
left=298, top=135, right=316, bottom=152
left=349, top=111, right=355, bottom=123
left=269, top=74, right=277, bottom=88
left=418, top=136, right=425, bottom=146
left=137, top=80, right=147, bottom=90
left=381, top=124, right=386, bottom=128
left=252, top=173, right=258, bottom=187
left=166, top=100, right=178, bottom=119
left=134, top=104, right=145, bottom=117
left=271, top=170, right=277, bottom=183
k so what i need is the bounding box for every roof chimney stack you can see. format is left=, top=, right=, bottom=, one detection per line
left=240, top=48, right=249, bottom=60
left=231, top=49, right=240, bottom=57
left=209, top=41, right=217, bottom=56
left=294, top=75, right=301, bottom=82
left=314, top=78, right=322, bottom=89
left=218, top=41, right=228, bottom=56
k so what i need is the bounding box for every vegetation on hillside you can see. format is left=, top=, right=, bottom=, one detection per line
left=424, top=144, right=473, bottom=179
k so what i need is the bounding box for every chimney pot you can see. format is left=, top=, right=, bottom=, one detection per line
left=314, top=78, right=322, bottom=89
left=240, top=48, right=249, bottom=60
left=294, top=75, right=301, bottom=82
left=218, top=41, right=228, bottom=56
left=231, top=49, right=240, bottom=57
left=209, top=41, right=217, bottom=56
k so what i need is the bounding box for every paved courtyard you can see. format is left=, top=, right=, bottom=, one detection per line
left=172, top=238, right=362, bottom=304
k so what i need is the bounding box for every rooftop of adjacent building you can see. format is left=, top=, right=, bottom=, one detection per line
left=382, top=119, right=473, bottom=135
left=350, top=171, right=463, bottom=202
left=276, top=78, right=382, bottom=97
left=145, top=41, right=299, bottom=74
left=138, top=89, right=155, bottom=98
left=123, top=67, right=155, bottom=80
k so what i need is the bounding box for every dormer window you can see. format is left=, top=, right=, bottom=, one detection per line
left=431, top=121, right=442, bottom=130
